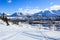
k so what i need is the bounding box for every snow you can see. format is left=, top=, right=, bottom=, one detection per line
left=0, top=20, right=60, bottom=40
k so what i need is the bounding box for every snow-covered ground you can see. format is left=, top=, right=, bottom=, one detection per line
left=0, top=20, right=60, bottom=40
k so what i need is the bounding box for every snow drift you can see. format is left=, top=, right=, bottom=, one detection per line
left=0, top=20, right=60, bottom=40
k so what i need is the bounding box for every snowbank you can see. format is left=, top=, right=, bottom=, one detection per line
left=0, top=20, right=60, bottom=40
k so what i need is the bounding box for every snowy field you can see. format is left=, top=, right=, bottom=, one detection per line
left=0, top=20, right=60, bottom=40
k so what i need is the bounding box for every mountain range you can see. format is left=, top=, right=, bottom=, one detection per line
left=32, top=10, right=60, bottom=17
left=0, top=10, right=60, bottom=17
left=0, top=10, right=60, bottom=21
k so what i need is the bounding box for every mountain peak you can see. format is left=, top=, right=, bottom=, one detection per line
left=11, top=12, right=23, bottom=17
left=33, top=10, right=60, bottom=17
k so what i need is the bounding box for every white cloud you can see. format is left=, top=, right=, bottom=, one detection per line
left=17, top=5, right=60, bottom=15
left=44, top=5, right=60, bottom=11
left=50, top=5, right=60, bottom=10
left=18, top=8, right=41, bottom=15
left=43, top=5, right=60, bottom=14
left=7, top=0, right=12, bottom=3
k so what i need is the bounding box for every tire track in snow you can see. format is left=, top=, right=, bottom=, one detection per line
left=22, top=31, right=58, bottom=40
left=36, top=31, right=59, bottom=40
left=22, top=32, right=47, bottom=40
left=1, top=29, right=22, bottom=40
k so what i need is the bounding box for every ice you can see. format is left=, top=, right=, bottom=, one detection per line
left=0, top=20, right=60, bottom=40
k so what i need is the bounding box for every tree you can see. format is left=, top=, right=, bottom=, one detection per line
left=2, top=13, right=9, bottom=26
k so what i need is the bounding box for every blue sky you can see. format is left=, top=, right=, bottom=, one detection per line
left=0, top=0, right=60, bottom=14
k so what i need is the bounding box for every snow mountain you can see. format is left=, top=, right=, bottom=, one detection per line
left=33, top=10, right=60, bottom=17
left=0, top=13, right=7, bottom=16
left=10, top=12, right=23, bottom=17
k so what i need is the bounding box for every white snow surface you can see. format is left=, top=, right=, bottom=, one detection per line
left=0, top=20, right=60, bottom=40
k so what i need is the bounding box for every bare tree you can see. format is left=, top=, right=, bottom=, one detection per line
left=2, top=13, right=9, bottom=26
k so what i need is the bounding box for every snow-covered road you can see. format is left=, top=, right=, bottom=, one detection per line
left=0, top=20, right=60, bottom=40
